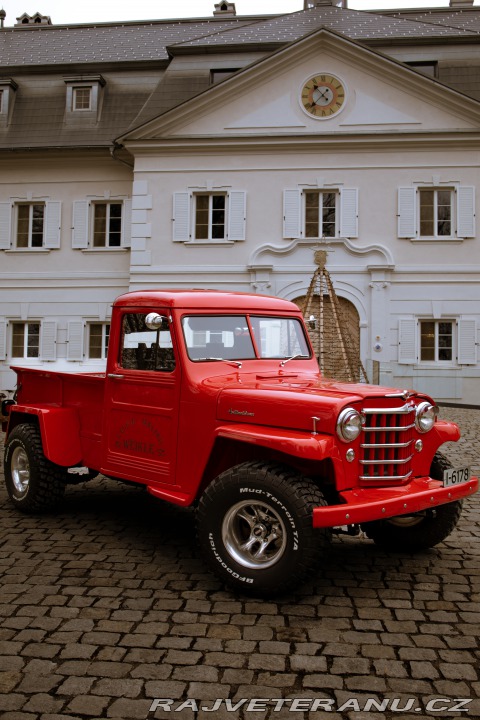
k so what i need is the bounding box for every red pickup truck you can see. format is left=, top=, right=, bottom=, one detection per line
left=1, top=290, right=478, bottom=594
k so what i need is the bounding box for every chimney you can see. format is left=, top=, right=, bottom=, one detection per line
left=213, top=2, right=236, bottom=16
left=304, top=1, right=348, bottom=8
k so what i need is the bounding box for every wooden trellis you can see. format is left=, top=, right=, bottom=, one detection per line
left=303, top=250, right=369, bottom=383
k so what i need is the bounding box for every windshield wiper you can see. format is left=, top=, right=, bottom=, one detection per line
left=197, top=357, right=242, bottom=368
left=279, top=354, right=309, bottom=367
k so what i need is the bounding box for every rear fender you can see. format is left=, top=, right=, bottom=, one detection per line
left=8, top=406, right=82, bottom=467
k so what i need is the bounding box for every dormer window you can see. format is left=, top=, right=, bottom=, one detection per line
left=0, top=79, right=18, bottom=126
left=64, top=75, right=105, bottom=123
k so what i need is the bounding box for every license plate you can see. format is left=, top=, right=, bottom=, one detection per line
left=443, top=466, right=471, bottom=487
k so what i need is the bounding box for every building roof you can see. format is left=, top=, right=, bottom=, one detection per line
left=171, top=5, right=477, bottom=53
left=2, top=4, right=480, bottom=150
left=0, top=16, right=264, bottom=68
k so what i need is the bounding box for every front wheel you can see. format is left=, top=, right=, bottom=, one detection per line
left=4, top=423, right=66, bottom=513
left=361, top=452, right=463, bottom=552
left=196, top=461, right=330, bottom=595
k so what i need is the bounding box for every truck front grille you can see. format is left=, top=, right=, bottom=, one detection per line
left=360, top=403, right=416, bottom=483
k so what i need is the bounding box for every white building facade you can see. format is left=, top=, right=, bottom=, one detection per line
left=0, top=2, right=479, bottom=403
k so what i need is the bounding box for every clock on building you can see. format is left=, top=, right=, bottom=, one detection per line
left=300, top=73, right=346, bottom=119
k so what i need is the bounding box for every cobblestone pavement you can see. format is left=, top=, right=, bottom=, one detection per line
left=0, top=407, right=479, bottom=720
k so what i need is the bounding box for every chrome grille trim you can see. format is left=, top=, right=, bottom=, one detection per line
left=360, top=401, right=416, bottom=484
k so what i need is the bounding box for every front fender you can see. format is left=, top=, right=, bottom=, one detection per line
left=8, top=405, right=82, bottom=467
left=215, top=423, right=341, bottom=463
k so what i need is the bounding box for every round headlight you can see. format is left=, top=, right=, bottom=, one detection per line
left=415, top=402, right=437, bottom=434
left=336, top=407, right=363, bottom=443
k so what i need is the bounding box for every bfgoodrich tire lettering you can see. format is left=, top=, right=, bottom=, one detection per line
left=196, top=461, right=330, bottom=595
left=361, top=452, right=463, bottom=552
left=4, top=423, right=66, bottom=513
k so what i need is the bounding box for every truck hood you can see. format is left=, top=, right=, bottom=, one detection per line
left=214, top=372, right=423, bottom=435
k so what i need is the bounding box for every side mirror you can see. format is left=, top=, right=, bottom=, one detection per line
left=145, top=312, right=169, bottom=330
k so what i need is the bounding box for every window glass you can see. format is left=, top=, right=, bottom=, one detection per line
left=120, top=313, right=175, bottom=372
left=182, top=315, right=310, bottom=362
left=419, top=189, right=452, bottom=237
left=420, top=320, right=454, bottom=363
left=89, top=323, right=110, bottom=359
left=73, top=87, right=91, bottom=110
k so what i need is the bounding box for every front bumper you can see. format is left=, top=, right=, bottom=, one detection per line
left=312, top=475, right=479, bottom=528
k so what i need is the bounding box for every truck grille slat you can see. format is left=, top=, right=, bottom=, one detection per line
left=360, top=403, right=415, bottom=484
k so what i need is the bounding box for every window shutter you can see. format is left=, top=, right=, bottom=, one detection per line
left=227, top=191, right=246, bottom=241
left=398, top=318, right=417, bottom=364
left=283, top=189, right=301, bottom=238
left=458, top=318, right=477, bottom=365
left=67, top=321, right=84, bottom=361
left=398, top=187, right=416, bottom=238
left=173, top=192, right=190, bottom=241
left=457, top=186, right=475, bottom=238
left=121, top=198, right=132, bottom=248
left=40, top=320, right=57, bottom=361
left=72, top=200, right=89, bottom=249
left=44, top=201, right=62, bottom=249
left=0, top=202, right=12, bottom=250
left=340, top=188, right=358, bottom=238
left=0, top=320, right=6, bottom=360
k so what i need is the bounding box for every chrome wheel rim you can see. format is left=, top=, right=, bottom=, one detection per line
left=11, top=446, right=30, bottom=496
left=222, top=500, right=287, bottom=570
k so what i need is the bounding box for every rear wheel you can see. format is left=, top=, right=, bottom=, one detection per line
left=361, top=452, right=463, bottom=552
left=4, top=424, right=66, bottom=512
left=196, top=461, right=330, bottom=595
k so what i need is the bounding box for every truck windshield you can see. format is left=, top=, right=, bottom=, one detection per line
left=182, top=315, right=310, bottom=362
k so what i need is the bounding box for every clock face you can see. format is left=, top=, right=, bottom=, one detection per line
left=301, top=74, right=346, bottom=119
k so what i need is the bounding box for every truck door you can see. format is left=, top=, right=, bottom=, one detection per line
left=102, top=310, right=179, bottom=486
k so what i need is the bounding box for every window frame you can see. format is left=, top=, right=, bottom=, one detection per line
left=419, top=319, right=456, bottom=365
left=11, top=321, right=41, bottom=359
left=72, top=86, right=92, bottom=111
left=88, top=322, right=110, bottom=360
left=418, top=187, right=454, bottom=239
left=15, top=202, right=45, bottom=248
left=303, top=189, right=338, bottom=239
left=194, top=192, right=227, bottom=242
left=92, top=201, right=123, bottom=248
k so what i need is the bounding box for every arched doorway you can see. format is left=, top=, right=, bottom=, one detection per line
left=293, top=293, right=365, bottom=382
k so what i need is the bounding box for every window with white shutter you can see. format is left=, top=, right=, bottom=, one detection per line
left=398, top=185, right=475, bottom=239
left=284, top=187, right=358, bottom=239
left=73, top=198, right=130, bottom=249
left=173, top=191, right=246, bottom=243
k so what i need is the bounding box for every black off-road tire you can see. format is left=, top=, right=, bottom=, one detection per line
left=361, top=452, right=463, bottom=552
left=4, top=423, right=66, bottom=513
left=196, top=461, right=330, bottom=596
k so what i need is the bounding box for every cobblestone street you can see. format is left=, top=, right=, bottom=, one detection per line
left=0, top=406, right=479, bottom=720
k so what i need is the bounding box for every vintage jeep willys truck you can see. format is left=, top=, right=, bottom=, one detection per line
left=1, top=290, right=478, bottom=594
